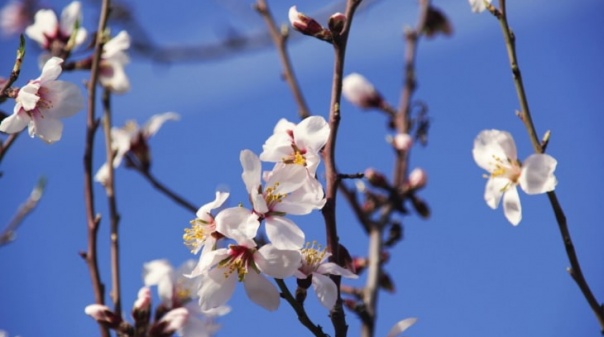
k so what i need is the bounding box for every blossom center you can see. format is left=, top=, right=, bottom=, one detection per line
left=183, top=218, right=214, bottom=252
left=264, top=182, right=286, bottom=207
left=218, top=245, right=257, bottom=282
left=282, top=144, right=307, bottom=166
left=300, top=242, right=328, bottom=275
left=490, top=155, right=521, bottom=183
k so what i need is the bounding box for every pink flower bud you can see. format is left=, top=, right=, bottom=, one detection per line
left=342, top=73, right=384, bottom=109
left=408, top=168, right=427, bottom=190
left=84, top=304, right=121, bottom=327
left=364, top=168, right=389, bottom=189
left=133, top=287, right=151, bottom=312
left=289, top=6, right=324, bottom=37
left=393, top=133, right=413, bottom=152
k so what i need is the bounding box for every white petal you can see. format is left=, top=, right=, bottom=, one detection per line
left=103, top=30, right=130, bottom=58
left=25, top=9, right=57, bottom=46
left=60, top=1, right=82, bottom=35
left=17, top=83, right=41, bottom=111
left=240, top=149, right=262, bottom=194
left=214, top=207, right=259, bottom=244
left=311, top=272, right=338, bottom=309
left=0, top=111, right=29, bottom=134
left=294, top=116, right=329, bottom=153
left=277, top=174, right=325, bottom=214
left=94, top=163, right=109, bottom=185
left=264, top=164, right=307, bottom=194
left=243, top=271, right=280, bottom=311
left=503, top=186, right=522, bottom=226
left=39, top=57, right=64, bottom=83
left=142, top=112, right=180, bottom=138
left=43, top=80, right=84, bottom=118
left=265, top=216, right=305, bottom=250
left=30, top=114, right=63, bottom=143
left=472, top=129, right=517, bottom=172
left=386, top=317, right=418, bottom=337
left=519, top=154, right=557, bottom=194
left=484, top=177, right=508, bottom=209
left=198, top=267, right=237, bottom=311
left=99, top=60, right=130, bottom=93
left=255, top=244, right=302, bottom=278
left=316, top=262, right=358, bottom=279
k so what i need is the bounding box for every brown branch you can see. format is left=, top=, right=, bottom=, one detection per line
left=321, top=1, right=362, bottom=336
left=128, top=162, right=198, bottom=214
left=0, top=35, right=25, bottom=103
left=0, top=177, right=46, bottom=246
left=496, top=0, right=604, bottom=332
left=255, top=0, right=311, bottom=120
left=0, top=133, right=19, bottom=164
left=100, top=88, right=123, bottom=317
left=275, top=279, right=327, bottom=337
left=393, top=0, right=430, bottom=189
left=82, top=0, right=112, bottom=336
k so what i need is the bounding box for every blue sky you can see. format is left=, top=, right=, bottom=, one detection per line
left=1, top=0, right=603, bottom=336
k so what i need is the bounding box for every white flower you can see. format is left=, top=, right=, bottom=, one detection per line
left=94, top=112, right=179, bottom=184
left=0, top=57, right=84, bottom=143
left=386, top=317, right=418, bottom=337
left=468, top=0, right=492, bottom=13
left=242, top=149, right=324, bottom=250
left=260, top=116, right=329, bottom=175
left=196, top=236, right=301, bottom=312
left=100, top=30, right=130, bottom=93
left=294, top=242, right=357, bottom=309
left=472, top=129, right=557, bottom=225
left=184, top=190, right=230, bottom=255
left=25, top=1, right=86, bottom=50
left=342, top=73, right=383, bottom=109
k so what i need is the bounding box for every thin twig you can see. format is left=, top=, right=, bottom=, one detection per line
left=0, top=133, right=19, bottom=164
left=275, top=279, right=327, bottom=337
left=82, top=0, right=112, bottom=336
left=128, top=162, right=198, bottom=214
left=0, top=35, right=25, bottom=103
left=322, top=1, right=362, bottom=336
left=496, top=0, right=604, bottom=332
left=0, top=177, right=46, bottom=247
left=255, top=0, right=311, bottom=119
left=100, top=88, right=123, bottom=317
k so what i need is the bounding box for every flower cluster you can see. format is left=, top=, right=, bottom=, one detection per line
left=184, top=116, right=357, bottom=312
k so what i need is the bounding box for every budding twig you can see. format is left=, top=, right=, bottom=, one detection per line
left=255, top=0, right=311, bottom=120
left=0, top=177, right=46, bottom=247
left=496, top=0, right=604, bottom=332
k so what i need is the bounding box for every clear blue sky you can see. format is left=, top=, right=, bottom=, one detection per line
left=1, top=0, right=603, bottom=336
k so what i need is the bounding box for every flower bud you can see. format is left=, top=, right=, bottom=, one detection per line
left=379, top=272, right=395, bottom=293
left=424, top=6, right=453, bottom=38
left=289, top=6, right=332, bottom=41
left=342, top=73, right=384, bottom=109
left=364, top=168, right=390, bottom=189
left=84, top=304, right=122, bottom=328
left=408, top=168, right=427, bottom=190
left=328, top=12, right=346, bottom=34
left=392, top=133, right=413, bottom=152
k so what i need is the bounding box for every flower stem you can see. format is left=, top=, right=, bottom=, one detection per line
left=275, top=279, right=327, bottom=337
left=496, top=0, right=604, bottom=332
left=82, top=0, right=112, bottom=335
left=255, top=0, right=311, bottom=120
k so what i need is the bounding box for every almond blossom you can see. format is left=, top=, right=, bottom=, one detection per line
left=342, top=73, right=384, bottom=109
left=295, top=242, right=358, bottom=309
left=25, top=1, right=86, bottom=51
left=0, top=0, right=33, bottom=37
left=0, top=56, right=84, bottom=143
left=100, top=30, right=130, bottom=93
left=94, top=112, right=179, bottom=184
left=241, top=149, right=324, bottom=250
left=194, top=226, right=301, bottom=311
left=472, top=129, right=557, bottom=225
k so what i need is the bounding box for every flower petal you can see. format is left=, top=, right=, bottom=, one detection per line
left=386, top=317, right=418, bottom=337
left=240, top=149, right=262, bottom=194
left=265, top=216, right=305, bottom=250
left=519, top=154, right=557, bottom=194
left=44, top=80, right=84, bottom=118
left=243, top=271, right=280, bottom=311
left=142, top=112, right=180, bottom=138
left=503, top=186, right=522, bottom=226
left=39, top=57, right=63, bottom=83
left=214, top=207, right=259, bottom=244
left=30, top=113, right=63, bottom=143
left=311, top=272, right=338, bottom=309
left=294, top=115, right=329, bottom=153
left=316, top=262, right=358, bottom=279
left=0, top=111, right=29, bottom=134
left=484, top=177, right=508, bottom=209
left=198, top=268, right=237, bottom=311
left=255, top=244, right=301, bottom=279
left=472, top=129, right=517, bottom=172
